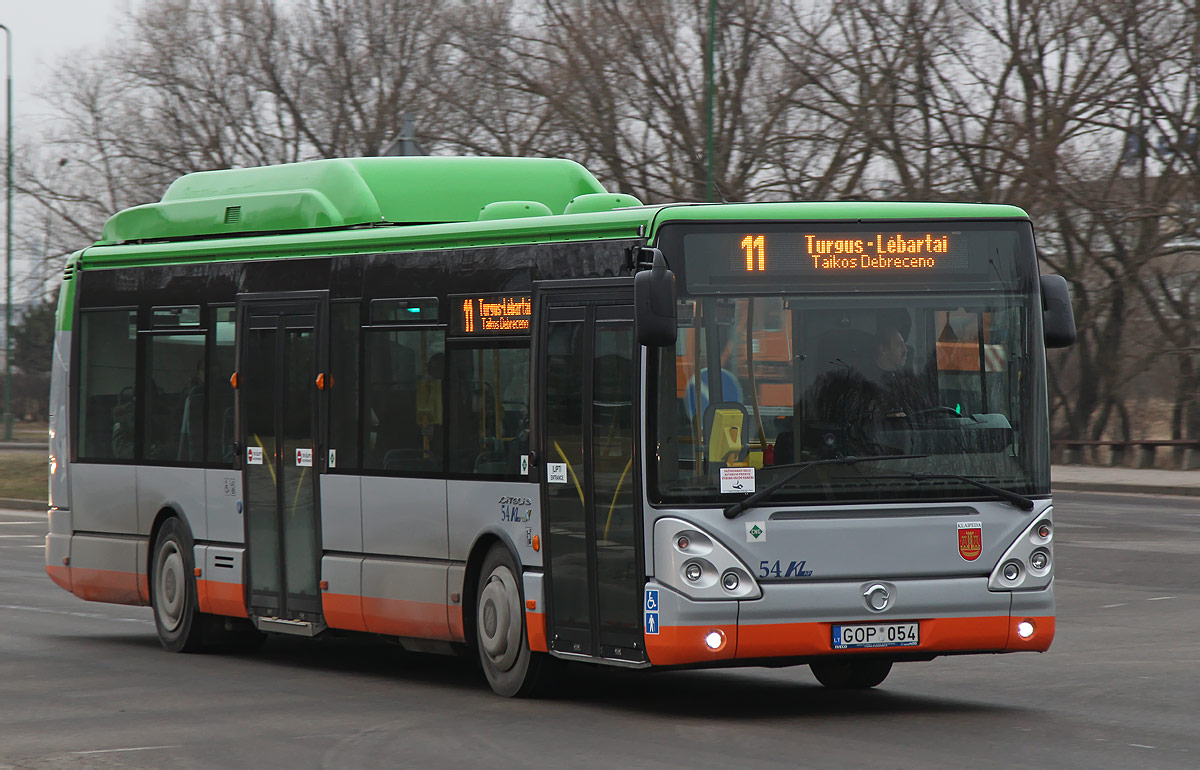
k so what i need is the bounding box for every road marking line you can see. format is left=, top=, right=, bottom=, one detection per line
left=1100, top=603, right=1126, bottom=608
left=0, top=604, right=151, bottom=624
left=1147, top=596, right=1176, bottom=601
left=1128, top=744, right=1156, bottom=750
left=0, top=520, right=41, bottom=525
left=71, top=746, right=181, bottom=755
left=0, top=534, right=42, bottom=538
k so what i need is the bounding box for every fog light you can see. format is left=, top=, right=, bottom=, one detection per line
left=685, top=562, right=702, bottom=582
left=1030, top=550, right=1049, bottom=570
left=722, top=571, right=740, bottom=591
left=677, top=535, right=690, bottom=551
left=1017, top=620, right=1035, bottom=639
left=704, top=629, right=725, bottom=650
left=1037, top=522, right=1052, bottom=539
left=1003, top=562, right=1021, bottom=581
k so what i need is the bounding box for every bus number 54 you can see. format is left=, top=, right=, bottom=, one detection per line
left=759, top=560, right=812, bottom=578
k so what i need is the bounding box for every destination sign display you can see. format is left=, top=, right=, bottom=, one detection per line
left=674, top=224, right=1024, bottom=293
left=727, top=231, right=969, bottom=274
left=452, top=294, right=532, bottom=335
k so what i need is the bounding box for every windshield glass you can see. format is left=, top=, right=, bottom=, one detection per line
left=649, top=290, right=1050, bottom=506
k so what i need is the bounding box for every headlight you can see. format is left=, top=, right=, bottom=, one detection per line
left=654, top=518, right=761, bottom=600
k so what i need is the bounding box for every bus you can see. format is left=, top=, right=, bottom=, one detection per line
left=45, top=156, right=1076, bottom=696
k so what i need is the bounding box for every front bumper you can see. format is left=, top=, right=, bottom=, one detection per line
left=643, top=576, right=1054, bottom=667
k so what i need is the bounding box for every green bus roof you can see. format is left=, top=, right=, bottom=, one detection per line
left=99, top=156, right=614, bottom=244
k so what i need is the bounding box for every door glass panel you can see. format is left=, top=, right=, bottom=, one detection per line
left=592, top=320, right=639, bottom=646
left=281, top=327, right=318, bottom=604
left=244, top=325, right=280, bottom=605
left=544, top=319, right=591, bottom=649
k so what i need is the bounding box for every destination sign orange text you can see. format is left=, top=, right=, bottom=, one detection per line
left=455, top=294, right=532, bottom=335
left=738, top=232, right=958, bottom=272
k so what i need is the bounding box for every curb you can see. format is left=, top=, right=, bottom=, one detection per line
left=0, top=443, right=48, bottom=452
left=1052, top=482, right=1200, bottom=498
left=0, top=498, right=46, bottom=511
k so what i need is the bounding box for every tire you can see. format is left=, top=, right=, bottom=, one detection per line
left=151, top=517, right=206, bottom=653
left=475, top=545, right=546, bottom=697
left=810, top=658, right=893, bottom=689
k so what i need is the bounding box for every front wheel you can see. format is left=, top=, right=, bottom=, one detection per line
left=151, top=517, right=205, bottom=652
left=475, top=545, right=546, bottom=697
left=810, top=658, right=893, bottom=689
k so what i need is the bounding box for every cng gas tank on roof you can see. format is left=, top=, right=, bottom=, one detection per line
left=98, top=157, right=613, bottom=244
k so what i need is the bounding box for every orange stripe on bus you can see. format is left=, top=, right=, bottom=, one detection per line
left=525, top=611, right=547, bottom=652
left=196, top=579, right=248, bottom=618
left=448, top=605, right=465, bottom=643
left=45, top=564, right=72, bottom=592
left=322, top=592, right=366, bottom=632
left=645, top=623, right=739, bottom=666
left=362, top=596, right=453, bottom=640
left=67, top=567, right=146, bottom=606
left=736, top=615, right=1052, bottom=658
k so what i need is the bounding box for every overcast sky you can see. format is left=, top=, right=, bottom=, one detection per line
left=1, top=1, right=130, bottom=124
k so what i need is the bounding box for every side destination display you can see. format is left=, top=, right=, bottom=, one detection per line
left=452, top=294, right=532, bottom=335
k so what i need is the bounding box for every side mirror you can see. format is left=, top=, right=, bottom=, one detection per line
left=1040, top=274, right=1076, bottom=348
left=634, top=248, right=677, bottom=346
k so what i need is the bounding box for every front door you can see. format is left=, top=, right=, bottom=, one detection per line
left=538, top=288, right=644, bottom=662
left=238, top=297, right=325, bottom=622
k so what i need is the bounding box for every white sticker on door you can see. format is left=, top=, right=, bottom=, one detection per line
left=720, top=467, right=755, bottom=494
left=295, top=448, right=313, bottom=467
left=547, top=463, right=567, bottom=484
left=247, top=446, right=264, bottom=465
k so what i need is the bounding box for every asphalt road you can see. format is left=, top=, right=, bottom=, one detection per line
left=0, top=490, right=1196, bottom=768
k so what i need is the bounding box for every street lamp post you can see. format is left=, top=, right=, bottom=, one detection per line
left=0, top=24, right=10, bottom=441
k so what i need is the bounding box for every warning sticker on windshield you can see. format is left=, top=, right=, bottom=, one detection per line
left=720, top=467, right=755, bottom=494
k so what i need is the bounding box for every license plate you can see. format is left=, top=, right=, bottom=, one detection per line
left=832, top=622, right=920, bottom=650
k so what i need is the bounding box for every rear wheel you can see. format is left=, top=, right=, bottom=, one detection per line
left=151, top=517, right=205, bottom=652
left=810, top=658, right=893, bottom=689
left=476, top=545, right=546, bottom=697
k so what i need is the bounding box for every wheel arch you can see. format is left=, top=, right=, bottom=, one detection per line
left=462, top=529, right=523, bottom=653
left=146, top=502, right=194, bottom=607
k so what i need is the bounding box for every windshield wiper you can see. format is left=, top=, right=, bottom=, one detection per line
left=723, top=454, right=928, bottom=519
left=905, top=473, right=1035, bottom=511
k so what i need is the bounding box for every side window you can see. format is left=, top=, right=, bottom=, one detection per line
left=328, top=302, right=360, bottom=470
left=446, top=346, right=530, bottom=476
left=144, top=333, right=206, bottom=462
left=206, top=308, right=236, bottom=464
left=77, top=310, right=137, bottom=460
left=363, top=328, right=444, bottom=472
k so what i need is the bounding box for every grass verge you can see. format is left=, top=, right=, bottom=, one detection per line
left=0, top=452, right=48, bottom=500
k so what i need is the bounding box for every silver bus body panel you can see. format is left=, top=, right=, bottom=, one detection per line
left=204, top=469, right=244, bottom=544
left=71, top=464, right=137, bottom=534
left=738, top=577, right=1010, bottom=626
left=136, top=466, right=206, bottom=539
left=643, top=499, right=1051, bottom=586
left=361, top=475, right=447, bottom=559
left=319, top=474, right=362, bottom=553
left=448, top=479, right=542, bottom=568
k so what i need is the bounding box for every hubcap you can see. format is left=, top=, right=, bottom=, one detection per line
left=156, top=540, right=185, bottom=632
left=477, top=565, right=521, bottom=671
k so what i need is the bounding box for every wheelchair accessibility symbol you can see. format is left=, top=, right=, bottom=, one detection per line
left=644, top=588, right=659, bottom=635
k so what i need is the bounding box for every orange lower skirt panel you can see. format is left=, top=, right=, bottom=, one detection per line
left=647, top=615, right=1055, bottom=667
left=67, top=567, right=146, bottom=606
left=196, top=579, right=249, bottom=618
left=646, top=623, right=739, bottom=666
left=45, top=564, right=72, bottom=593
left=525, top=611, right=547, bottom=652
left=362, top=596, right=453, bottom=640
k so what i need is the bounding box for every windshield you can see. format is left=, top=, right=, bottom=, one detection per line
left=649, top=276, right=1050, bottom=507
